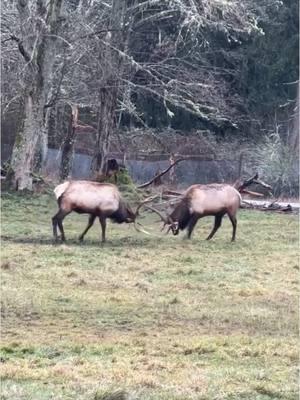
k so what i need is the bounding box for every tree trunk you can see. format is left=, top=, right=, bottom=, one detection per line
left=34, top=110, right=48, bottom=173
left=289, top=82, right=299, bottom=153
left=9, top=93, right=44, bottom=190
left=92, top=0, right=125, bottom=175
left=93, top=85, right=118, bottom=173
left=8, top=0, right=63, bottom=190
left=59, top=105, right=77, bottom=180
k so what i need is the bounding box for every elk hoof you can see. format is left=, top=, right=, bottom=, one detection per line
left=53, top=236, right=64, bottom=245
left=78, top=236, right=84, bottom=242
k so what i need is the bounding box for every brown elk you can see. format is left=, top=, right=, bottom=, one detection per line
left=148, top=184, right=241, bottom=241
left=52, top=180, right=150, bottom=243
left=147, top=174, right=271, bottom=242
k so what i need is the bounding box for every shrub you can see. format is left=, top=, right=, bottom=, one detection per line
left=252, top=132, right=299, bottom=197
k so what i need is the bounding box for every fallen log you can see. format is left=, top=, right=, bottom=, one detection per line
left=241, top=189, right=264, bottom=197
left=236, top=173, right=272, bottom=194
left=241, top=200, right=297, bottom=213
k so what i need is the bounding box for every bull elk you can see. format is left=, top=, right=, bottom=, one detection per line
left=52, top=180, right=151, bottom=243
left=147, top=174, right=271, bottom=242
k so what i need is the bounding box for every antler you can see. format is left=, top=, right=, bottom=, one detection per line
left=134, top=203, right=171, bottom=235
left=133, top=195, right=160, bottom=235
left=135, top=195, right=160, bottom=216
left=134, top=221, right=152, bottom=235
left=142, top=205, right=169, bottom=224
left=143, top=205, right=172, bottom=235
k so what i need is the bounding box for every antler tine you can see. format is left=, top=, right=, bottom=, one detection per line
left=143, top=204, right=169, bottom=224
left=134, top=197, right=171, bottom=235
left=134, top=195, right=168, bottom=236
left=133, top=220, right=151, bottom=235
left=160, top=223, right=167, bottom=232
left=135, top=195, right=159, bottom=216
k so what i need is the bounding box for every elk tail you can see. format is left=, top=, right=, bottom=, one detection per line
left=54, top=181, right=70, bottom=200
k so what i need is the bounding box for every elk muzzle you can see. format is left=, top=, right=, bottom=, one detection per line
left=169, top=220, right=179, bottom=235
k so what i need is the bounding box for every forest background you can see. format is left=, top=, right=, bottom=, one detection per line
left=1, top=0, right=299, bottom=195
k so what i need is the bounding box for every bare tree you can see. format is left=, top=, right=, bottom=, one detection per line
left=289, top=81, right=299, bottom=153
left=2, top=0, right=64, bottom=190
left=57, top=104, right=77, bottom=181
left=85, top=0, right=263, bottom=172
left=1, top=0, right=273, bottom=189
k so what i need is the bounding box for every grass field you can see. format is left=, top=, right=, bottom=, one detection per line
left=1, top=191, right=299, bottom=400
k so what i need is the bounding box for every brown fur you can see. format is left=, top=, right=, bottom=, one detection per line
left=168, top=184, right=241, bottom=241
left=52, top=181, right=135, bottom=243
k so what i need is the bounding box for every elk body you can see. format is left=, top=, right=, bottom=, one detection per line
left=153, top=184, right=242, bottom=241
left=52, top=181, right=137, bottom=243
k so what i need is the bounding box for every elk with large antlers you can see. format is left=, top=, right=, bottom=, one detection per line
left=147, top=174, right=272, bottom=242
left=147, top=184, right=241, bottom=241
left=52, top=181, right=152, bottom=243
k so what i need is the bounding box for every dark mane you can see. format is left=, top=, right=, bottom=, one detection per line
left=170, top=198, right=191, bottom=230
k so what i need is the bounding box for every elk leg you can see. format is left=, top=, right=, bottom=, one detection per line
left=79, top=214, right=96, bottom=242
left=206, top=214, right=223, bottom=240
left=52, top=214, right=59, bottom=242
left=228, top=213, right=237, bottom=242
left=187, top=216, right=199, bottom=239
left=99, top=216, right=107, bottom=243
left=52, top=209, right=70, bottom=242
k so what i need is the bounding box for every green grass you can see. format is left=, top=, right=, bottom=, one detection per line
left=1, top=191, right=299, bottom=400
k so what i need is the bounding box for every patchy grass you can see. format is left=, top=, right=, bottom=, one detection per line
left=1, top=191, right=298, bottom=400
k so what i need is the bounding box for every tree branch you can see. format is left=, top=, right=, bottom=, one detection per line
left=8, top=35, right=31, bottom=63
left=78, top=28, right=122, bottom=40
left=137, top=158, right=188, bottom=189
left=44, top=55, right=67, bottom=109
